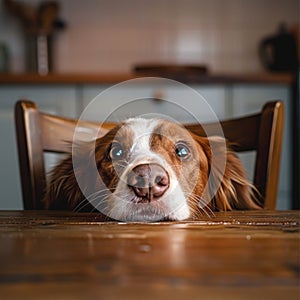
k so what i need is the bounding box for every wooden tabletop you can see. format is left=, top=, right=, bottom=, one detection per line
left=0, top=210, right=299, bottom=300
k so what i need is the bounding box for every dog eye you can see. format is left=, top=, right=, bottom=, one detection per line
left=108, top=142, right=124, bottom=160
left=175, top=142, right=191, bottom=160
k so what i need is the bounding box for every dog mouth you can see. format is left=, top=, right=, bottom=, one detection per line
left=131, top=196, right=155, bottom=204
left=119, top=203, right=174, bottom=222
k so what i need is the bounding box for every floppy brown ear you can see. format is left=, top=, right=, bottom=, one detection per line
left=44, top=155, right=81, bottom=210
left=196, top=136, right=262, bottom=211
left=43, top=142, right=96, bottom=211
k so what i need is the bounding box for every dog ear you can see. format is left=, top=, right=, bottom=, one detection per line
left=44, top=131, right=119, bottom=213
left=44, top=155, right=80, bottom=210
left=195, top=135, right=261, bottom=211
left=44, top=142, right=96, bottom=211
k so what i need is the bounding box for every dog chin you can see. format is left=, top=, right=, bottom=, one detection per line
left=111, top=207, right=190, bottom=222
left=102, top=195, right=191, bottom=222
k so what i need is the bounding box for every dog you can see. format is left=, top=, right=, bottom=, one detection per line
left=44, top=118, right=261, bottom=221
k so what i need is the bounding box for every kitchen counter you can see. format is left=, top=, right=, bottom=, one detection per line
left=0, top=72, right=294, bottom=85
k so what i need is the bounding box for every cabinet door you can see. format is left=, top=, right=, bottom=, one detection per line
left=81, top=84, right=226, bottom=123
left=81, top=84, right=160, bottom=122
left=0, top=85, right=78, bottom=209
left=162, top=84, right=227, bottom=122
left=0, top=85, right=78, bottom=116
left=0, top=109, right=22, bottom=209
left=232, top=85, right=291, bottom=210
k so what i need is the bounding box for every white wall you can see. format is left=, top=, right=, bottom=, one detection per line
left=1, top=0, right=299, bottom=74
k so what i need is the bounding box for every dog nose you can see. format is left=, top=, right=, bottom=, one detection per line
left=127, top=164, right=169, bottom=202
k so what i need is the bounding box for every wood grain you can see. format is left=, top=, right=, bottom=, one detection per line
left=0, top=210, right=299, bottom=300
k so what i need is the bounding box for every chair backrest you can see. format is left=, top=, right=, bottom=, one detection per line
left=15, top=99, right=284, bottom=210
left=15, top=99, right=115, bottom=209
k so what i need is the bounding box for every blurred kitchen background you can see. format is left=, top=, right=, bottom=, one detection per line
left=0, top=0, right=299, bottom=74
left=0, top=0, right=299, bottom=210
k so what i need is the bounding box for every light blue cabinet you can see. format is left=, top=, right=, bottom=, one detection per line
left=0, top=85, right=78, bottom=209
left=81, top=83, right=227, bottom=123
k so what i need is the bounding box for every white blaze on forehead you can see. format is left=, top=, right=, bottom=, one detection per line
left=125, top=118, right=160, bottom=154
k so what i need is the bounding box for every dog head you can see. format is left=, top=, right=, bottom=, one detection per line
left=45, top=118, right=261, bottom=221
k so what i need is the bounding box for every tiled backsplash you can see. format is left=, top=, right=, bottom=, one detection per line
left=1, top=0, right=299, bottom=74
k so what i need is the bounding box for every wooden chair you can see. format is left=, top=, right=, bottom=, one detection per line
left=15, top=99, right=284, bottom=210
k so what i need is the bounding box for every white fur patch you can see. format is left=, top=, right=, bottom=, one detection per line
left=127, top=117, right=159, bottom=154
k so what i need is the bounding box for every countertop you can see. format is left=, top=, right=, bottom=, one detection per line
left=0, top=72, right=294, bottom=85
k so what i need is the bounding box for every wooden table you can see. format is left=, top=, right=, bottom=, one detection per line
left=0, top=210, right=299, bottom=300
